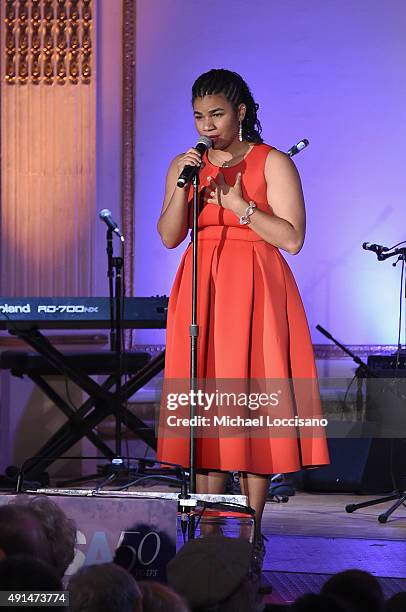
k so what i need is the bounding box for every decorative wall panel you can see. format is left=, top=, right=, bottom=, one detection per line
left=0, top=0, right=95, bottom=296
left=4, top=0, right=92, bottom=86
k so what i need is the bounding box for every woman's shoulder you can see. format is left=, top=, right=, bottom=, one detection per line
left=254, top=142, right=286, bottom=157
left=263, top=145, right=302, bottom=183
left=252, top=142, right=273, bottom=153
left=255, top=143, right=296, bottom=171
left=250, top=142, right=279, bottom=160
left=247, top=142, right=280, bottom=166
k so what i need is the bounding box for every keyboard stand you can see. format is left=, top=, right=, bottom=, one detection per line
left=2, top=327, right=165, bottom=482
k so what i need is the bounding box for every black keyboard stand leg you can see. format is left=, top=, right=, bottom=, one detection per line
left=23, top=353, right=165, bottom=480
left=29, top=373, right=114, bottom=458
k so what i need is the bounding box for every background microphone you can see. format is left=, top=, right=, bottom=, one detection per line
left=362, top=242, right=389, bottom=254
left=99, top=209, right=125, bottom=242
left=287, top=139, right=309, bottom=157
left=177, top=136, right=213, bottom=188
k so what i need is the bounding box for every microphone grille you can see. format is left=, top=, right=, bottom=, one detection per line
left=297, top=139, right=309, bottom=151
left=99, top=208, right=111, bottom=220
left=196, top=136, right=213, bottom=149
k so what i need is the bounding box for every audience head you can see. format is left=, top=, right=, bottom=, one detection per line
left=321, top=569, right=384, bottom=612
left=290, top=592, right=352, bottom=612
left=0, top=504, right=52, bottom=565
left=0, top=554, right=62, bottom=591
left=138, top=581, right=190, bottom=612
left=114, top=522, right=175, bottom=583
left=167, top=535, right=259, bottom=611
left=385, top=592, right=406, bottom=612
left=10, top=495, right=77, bottom=578
left=68, top=562, right=142, bottom=612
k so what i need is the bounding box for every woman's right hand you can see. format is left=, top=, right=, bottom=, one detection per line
left=176, top=147, right=203, bottom=175
left=158, top=150, right=203, bottom=248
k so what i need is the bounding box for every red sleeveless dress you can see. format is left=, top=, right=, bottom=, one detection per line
left=157, top=143, right=329, bottom=474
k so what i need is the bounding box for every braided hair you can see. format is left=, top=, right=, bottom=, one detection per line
left=192, top=69, right=263, bottom=144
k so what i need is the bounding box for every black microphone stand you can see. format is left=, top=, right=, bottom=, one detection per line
left=190, top=172, right=200, bottom=491
left=185, top=171, right=201, bottom=539
left=96, top=228, right=126, bottom=488
left=107, top=229, right=116, bottom=352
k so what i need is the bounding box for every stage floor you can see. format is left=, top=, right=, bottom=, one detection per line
left=230, top=491, right=406, bottom=604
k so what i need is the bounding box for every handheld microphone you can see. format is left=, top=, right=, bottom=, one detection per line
left=99, top=209, right=125, bottom=242
left=362, top=242, right=389, bottom=254
left=177, top=136, right=213, bottom=188
left=287, top=139, right=309, bottom=157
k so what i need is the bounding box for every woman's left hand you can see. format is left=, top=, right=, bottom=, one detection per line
left=205, top=172, right=244, bottom=212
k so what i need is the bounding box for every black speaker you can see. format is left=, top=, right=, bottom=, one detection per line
left=296, top=437, right=406, bottom=493
left=365, top=355, right=406, bottom=437
left=296, top=355, right=406, bottom=493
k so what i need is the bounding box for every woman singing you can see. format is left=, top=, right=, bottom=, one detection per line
left=157, top=69, right=329, bottom=571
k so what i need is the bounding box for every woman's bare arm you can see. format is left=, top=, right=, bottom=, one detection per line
left=157, top=148, right=202, bottom=249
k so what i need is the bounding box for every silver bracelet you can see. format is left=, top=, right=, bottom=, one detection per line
left=239, top=201, right=257, bottom=225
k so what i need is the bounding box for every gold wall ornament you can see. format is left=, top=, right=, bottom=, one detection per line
left=56, top=55, right=67, bottom=83
left=81, top=0, right=92, bottom=83
left=5, top=53, right=17, bottom=84
left=43, top=1, right=55, bottom=85
left=31, top=1, right=41, bottom=84
left=70, top=21, right=80, bottom=49
left=3, top=0, right=93, bottom=86
left=69, top=0, right=80, bottom=22
left=68, top=9, right=80, bottom=84
left=81, top=20, right=91, bottom=83
left=5, top=0, right=17, bottom=83
left=69, top=53, right=79, bottom=83
left=82, top=0, right=91, bottom=21
left=5, top=0, right=16, bottom=20
left=18, top=0, right=29, bottom=22
left=17, top=2, right=29, bottom=85
left=44, top=0, right=54, bottom=22
left=82, top=21, right=91, bottom=51
left=55, top=1, right=68, bottom=84
left=31, top=0, right=41, bottom=20
left=56, top=0, right=68, bottom=21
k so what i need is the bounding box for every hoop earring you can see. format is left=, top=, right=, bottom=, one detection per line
left=238, top=120, right=243, bottom=142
